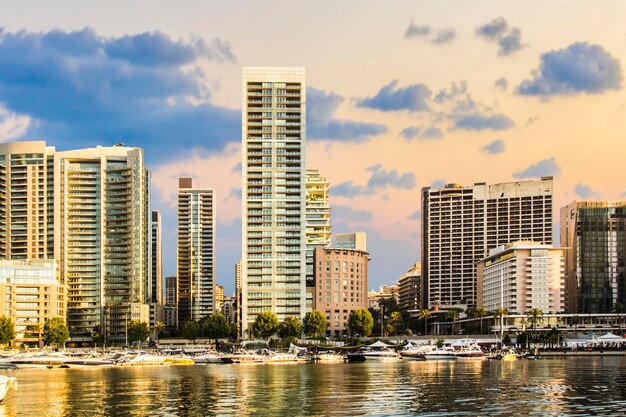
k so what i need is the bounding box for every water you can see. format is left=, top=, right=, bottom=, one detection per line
left=4, top=358, right=626, bottom=416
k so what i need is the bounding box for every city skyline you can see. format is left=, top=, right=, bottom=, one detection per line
left=1, top=2, right=626, bottom=294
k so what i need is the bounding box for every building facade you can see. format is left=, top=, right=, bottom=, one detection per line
left=476, top=241, right=565, bottom=314
left=314, top=246, right=368, bottom=337
left=241, top=67, right=307, bottom=335
left=398, top=263, right=421, bottom=312
left=54, top=145, right=150, bottom=343
left=561, top=201, right=626, bottom=314
left=305, top=169, right=331, bottom=286
left=0, top=259, right=64, bottom=346
left=165, top=275, right=177, bottom=306
left=150, top=210, right=163, bottom=326
left=421, top=178, right=553, bottom=310
left=177, top=178, right=215, bottom=324
left=334, top=232, right=367, bottom=251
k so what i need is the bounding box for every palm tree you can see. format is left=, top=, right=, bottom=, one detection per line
left=473, top=307, right=488, bottom=335
left=494, top=307, right=508, bottom=345
left=152, top=321, right=166, bottom=344
left=446, top=310, right=459, bottom=335
left=526, top=308, right=544, bottom=347
left=388, top=311, right=402, bottom=336
left=418, top=309, right=433, bottom=336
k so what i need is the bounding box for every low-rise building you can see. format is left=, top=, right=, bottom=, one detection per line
left=368, top=285, right=399, bottom=310
left=221, top=296, right=235, bottom=323
left=477, top=241, right=565, bottom=314
left=0, top=259, right=65, bottom=347
left=314, top=246, right=369, bottom=337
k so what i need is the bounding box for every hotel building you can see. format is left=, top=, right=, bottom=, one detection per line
left=177, top=177, right=215, bottom=323
left=561, top=201, right=626, bottom=313
left=314, top=246, right=368, bottom=337
left=421, top=178, right=553, bottom=310
left=476, top=241, right=565, bottom=314
left=241, top=67, right=307, bottom=335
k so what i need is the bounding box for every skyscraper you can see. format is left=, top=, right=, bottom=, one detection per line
left=241, top=67, right=307, bottom=335
left=150, top=210, right=163, bottom=326
left=561, top=201, right=626, bottom=313
left=305, top=169, right=331, bottom=286
left=177, top=177, right=215, bottom=324
left=421, top=178, right=553, bottom=309
left=54, top=145, right=151, bottom=342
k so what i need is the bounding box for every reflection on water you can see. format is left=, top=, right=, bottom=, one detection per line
left=2, top=358, right=626, bottom=416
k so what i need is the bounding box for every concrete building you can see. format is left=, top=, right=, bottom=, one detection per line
left=335, top=232, right=367, bottom=251
left=177, top=178, right=215, bottom=324
left=234, top=260, right=241, bottom=332
left=398, top=263, right=422, bottom=312
left=421, top=178, right=553, bottom=310
left=221, top=296, right=236, bottom=323
left=305, top=169, right=331, bottom=284
left=215, top=284, right=224, bottom=314
left=0, top=142, right=55, bottom=260
left=314, top=246, right=368, bottom=337
left=150, top=210, right=163, bottom=326
left=163, top=275, right=178, bottom=334
left=241, top=67, right=307, bottom=335
left=165, top=275, right=177, bottom=306
left=0, top=259, right=64, bottom=346
left=368, top=285, right=399, bottom=310
left=561, top=201, right=626, bottom=313
left=54, top=145, right=150, bottom=344
left=476, top=241, right=565, bottom=314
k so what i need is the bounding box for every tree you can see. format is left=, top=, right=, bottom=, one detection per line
left=182, top=320, right=201, bottom=342
left=388, top=311, right=402, bottom=335
left=446, top=310, right=460, bottom=335
left=43, top=317, right=70, bottom=349
left=473, top=307, right=489, bottom=335
left=128, top=320, right=150, bottom=346
left=347, top=308, right=374, bottom=337
left=152, top=321, right=166, bottom=344
left=494, top=307, right=508, bottom=342
left=252, top=311, right=279, bottom=339
left=0, top=316, right=15, bottom=347
left=303, top=310, right=327, bottom=338
left=418, top=309, right=432, bottom=336
left=526, top=308, right=544, bottom=347
left=278, top=317, right=303, bottom=339
left=92, top=324, right=104, bottom=345
left=203, top=314, right=231, bottom=345
left=25, top=323, right=42, bottom=348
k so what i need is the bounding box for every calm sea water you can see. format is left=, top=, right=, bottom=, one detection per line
left=4, top=357, right=626, bottom=416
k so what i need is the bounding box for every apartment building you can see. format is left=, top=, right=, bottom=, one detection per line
left=398, top=262, right=422, bottom=312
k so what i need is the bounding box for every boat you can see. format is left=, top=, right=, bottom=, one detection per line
left=220, top=350, right=266, bottom=364
left=312, top=351, right=345, bottom=362
left=0, top=371, right=17, bottom=402
left=346, top=341, right=402, bottom=362
left=116, top=351, right=165, bottom=366
left=193, top=353, right=223, bottom=364
left=488, top=348, right=518, bottom=361
left=63, top=356, right=115, bottom=367
left=454, top=344, right=486, bottom=360
left=10, top=352, right=71, bottom=368
left=424, top=347, right=457, bottom=360
left=400, top=343, right=436, bottom=360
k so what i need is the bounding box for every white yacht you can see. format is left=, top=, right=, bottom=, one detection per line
left=347, top=341, right=402, bottom=362
left=312, top=351, right=345, bottom=362
left=424, top=347, right=457, bottom=360
left=0, top=374, right=16, bottom=402
left=400, top=343, right=436, bottom=360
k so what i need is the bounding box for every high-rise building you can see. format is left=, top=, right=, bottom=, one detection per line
left=235, top=260, right=241, bottom=333
left=0, top=141, right=56, bottom=260
left=421, top=178, right=553, bottom=310
left=313, top=246, right=368, bottom=337
left=398, top=263, right=422, bottom=312
left=305, top=169, right=331, bottom=286
left=241, top=67, right=307, bottom=335
left=165, top=275, right=178, bottom=306
left=177, top=177, right=215, bottom=324
left=215, top=284, right=225, bottom=314
left=54, top=145, right=151, bottom=343
left=476, top=241, right=565, bottom=314
left=150, top=210, right=163, bottom=326
left=561, top=201, right=626, bottom=313
left=335, top=232, right=367, bottom=251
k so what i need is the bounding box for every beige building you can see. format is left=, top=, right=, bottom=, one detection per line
left=398, top=263, right=421, bottom=312
left=314, top=246, right=368, bottom=337
left=368, top=285, right=399, bottom=310
left=422, top=178, right=553, bottom=310
left=477, top=241, right=565, bottom=314
left=54, top=145, right=151, bottom=343
left=215, top=284, right=225, bottom=314
left=177, top=178, right=215, bottom=324
left=335, top=232, right=367, bottom=251
left=241, top=67, right=307, bottom=335
left=0, top=259, right=64, bottom=347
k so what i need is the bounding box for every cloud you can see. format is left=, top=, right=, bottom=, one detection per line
left=513, top=157, right=560, bottom=179
left=476, top=17, right=526, bottom=56
left=333, top=164, right=416, bottom=198
left=307, top=87, right=387, bottom=142
left=574, top=183, right=599, bottom=199
left=0, top=106, right=30, bottom=142
left=358, top=80, right=431, bottom=112
left=432, top=29, right=456, bottom=45
left=431, top=179, right=446, bottom=188
left=482, top=139, right=505, bottom=155
left=405, top=22, right=431, bottom=38
left=518, top=42, right=623, bottom=97
left=399, top=126, right=443, bottom=141
left=407, top=210, right=421, bottom=221
left=229, top=187, right=241, bottom=199
left=332, top=205, right=373, bottom=223
left=494, top=77, right=509, bottom=91
left=450, top=112, right=514, bottom=131
left=0, top=27, right=239, bottom=161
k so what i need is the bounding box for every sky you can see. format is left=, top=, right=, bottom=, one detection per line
left=1, top=1, right=626, bottom=296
